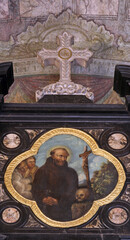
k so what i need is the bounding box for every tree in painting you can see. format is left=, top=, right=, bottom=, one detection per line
left=91, top=161, right=118, bottom=200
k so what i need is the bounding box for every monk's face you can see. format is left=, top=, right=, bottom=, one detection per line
left=52, top=149, right=69, bottom=166
left=26, top=157, right=35, bottom=169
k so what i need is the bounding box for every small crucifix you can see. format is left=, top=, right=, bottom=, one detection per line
left=79, top=146, right=92, bottom=188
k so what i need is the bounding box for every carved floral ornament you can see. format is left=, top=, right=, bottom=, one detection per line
left=0, top=10, right=128, bottom=61
left=4, top=128, right=126, bottom=228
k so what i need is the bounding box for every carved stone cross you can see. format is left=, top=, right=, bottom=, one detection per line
left=36, top=32, right=94, bottom=102
left=37, top=32, right=93, bottom=82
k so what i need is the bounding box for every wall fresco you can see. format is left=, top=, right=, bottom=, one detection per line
left=4, top=74, right=114, bottom=103
left=127, top=0, right=130, bottom=18
left=0, top=0, right=9, bottom=19
left=20, top=0, right=62, bottom=17
left=86, top=0, right=118, bottom=16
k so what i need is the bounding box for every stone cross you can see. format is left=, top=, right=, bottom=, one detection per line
left=37, top=32, right=93, bottom=82
left=36, top=32, right=94, bottom=102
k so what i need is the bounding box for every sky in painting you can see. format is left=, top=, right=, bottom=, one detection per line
left=34, top=134, right=108, bottom=184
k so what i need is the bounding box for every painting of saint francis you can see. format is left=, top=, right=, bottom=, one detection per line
left=12, top=133, right=119, bottom=222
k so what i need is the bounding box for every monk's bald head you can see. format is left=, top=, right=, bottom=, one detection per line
left=50, top=148, right=69, bottom=166
left=50, top=148, right=69, bottom=156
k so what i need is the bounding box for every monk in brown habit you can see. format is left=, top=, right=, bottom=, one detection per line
left=32, top=148, right=78, bottom=221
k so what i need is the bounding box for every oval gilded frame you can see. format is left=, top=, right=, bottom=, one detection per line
left=4, top=128, right=126, bottom=228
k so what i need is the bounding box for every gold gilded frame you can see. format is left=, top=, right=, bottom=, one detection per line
left=4, top=128, right=126, bottom=228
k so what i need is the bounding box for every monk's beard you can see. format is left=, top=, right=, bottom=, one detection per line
left=53, top=159, right=67, bottom=167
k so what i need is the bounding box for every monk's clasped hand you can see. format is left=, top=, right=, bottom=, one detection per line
left=42, top=197, right=58, bottom=206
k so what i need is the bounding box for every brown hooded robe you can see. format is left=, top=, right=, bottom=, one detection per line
left=32, top=157, right=78, bottom=221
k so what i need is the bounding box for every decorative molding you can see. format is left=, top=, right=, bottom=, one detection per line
left=36, top=82, right=94, bottom=102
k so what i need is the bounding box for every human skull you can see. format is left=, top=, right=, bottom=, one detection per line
left=76, top=188, right=90, bottom=202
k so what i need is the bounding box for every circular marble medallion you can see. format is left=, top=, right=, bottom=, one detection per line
left=2, top=207, right=20, bottom=223
left=108, top=207, right=128, bottom=224
left=3, top=133, right=21, bottom=149
left=108, top=133, right=127, bottom=150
